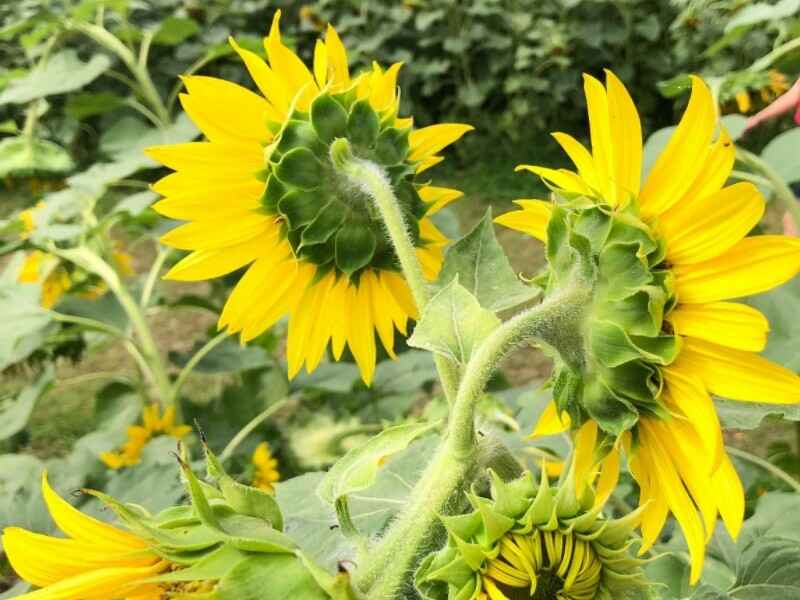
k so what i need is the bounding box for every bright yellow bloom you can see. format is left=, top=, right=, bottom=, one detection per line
left=251, top=441, right=280, bottom=493
left=735, top=90, right=751, bottom=113
left=499, top=71, right=800, bottom=582
left=2, top=473, right=169, bottom=599
left=100, top=405, right=192, bottom=470
left=17, top=250, right=71, bottom=309
left=146, top=11, right=471, bottom=385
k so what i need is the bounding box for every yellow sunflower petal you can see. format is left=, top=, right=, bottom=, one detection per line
left=551, top=132, right=599, bottom=192
left=409, top=124, right=474, bottom=162
left=679, top=337, right=800, bottom=404
left=160, top=214, right=272, bottom=251
left=180, top=76, right=271, bottom=145
left=673, top=235, right=800, bottom=303
left=673, top=127, right=735, bottom=209
left=365, top=270, right=397, bottom=358
left=604, top=69, right=643, bottom=201
left=494, top=200, right=552, bottom=242
left=328, top=275, right=350, bottom=359
left=668, top=301, right=769, bottom=352
left=303, top=273, right=339, bottom=372
left=659, top=182, right=764, bottom=265
left=345, top=280, right=376, bottom=385
left=325, top=25, right=350, bottom=87
left=265, top=10, right=317, bottom=108
left=418, top=185, right=463, bottom=214
left=531, top=401, right=571, bottom=437
left=573, top=420, right=598, bottom=496
left=145, top=142, right=262, bottom=174
left=41, top=473, right=146, bottom=552
left=583, top=74, right=615, bottom=203
left=164, top=234, right=274, bottom=281
left=640, top=76, right=716, bottom=219
left=594, top=446, right=620, bottom=508
left=369, top=62, right=403, bottom=111
left=712, top=452, right=744, bottom=539
left=515, top=165, right=592, bottom=196
left=287, top=273, right=332, bottom=378
left=313, top=39, right=328, bottom=89
left=228, top=37, right=289, bottom=118
left=241, top=262, right=314, bottom=342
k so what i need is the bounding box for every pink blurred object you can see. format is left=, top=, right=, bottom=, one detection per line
left=783, top=212, right=798, bottom=236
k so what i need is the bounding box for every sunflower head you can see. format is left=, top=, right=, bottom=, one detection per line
left=417, top=469, right=649, bottom=600
left=146, top=10, right=471, bottom=384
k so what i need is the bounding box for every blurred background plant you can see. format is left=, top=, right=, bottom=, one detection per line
left=0, top=0, right=799, bottom=598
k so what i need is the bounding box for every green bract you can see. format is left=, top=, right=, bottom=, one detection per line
left=262, top=89, right=424, bottom=280
left=541, top=201, right=678, bottom=440
left=416, top=469, right=650, bottom=600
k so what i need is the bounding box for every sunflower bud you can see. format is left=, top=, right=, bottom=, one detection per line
left=417, top=469, right=650, bottom=600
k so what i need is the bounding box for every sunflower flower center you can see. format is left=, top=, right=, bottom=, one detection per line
left=482, top=531, right=601, bottom=600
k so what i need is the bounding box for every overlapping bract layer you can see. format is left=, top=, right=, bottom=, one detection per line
left=147, top=11, right=472, bottom=384
left=497, top=70, right=800, bottom=582
left=417, top=470, right=648, bottom=600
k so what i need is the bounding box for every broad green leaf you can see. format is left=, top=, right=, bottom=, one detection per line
left=408, top=279, right=501, bottom=364
left=0, top=365, right=54, bottom=440
left=0, top=264, right=55, bottom=370
left=0, top=135, right=73, bottom=177
left=0, top=454, right=49, bottom=536
left=0, top=50, right=111, bottom=104
left=291, top=362, right=360, bottom=394
left=643, top=126, right=676, bottom=177
left=715, top=399, right=800, bottom=430
left=731, top=537, right=800, bottom=598
left=721, top=115, right=747, bottom=141
left=317, top=421, right=439, bottom=504
left=437, top=209, right=539, bottom=311
left=372, top=350, right=437, bottom=394
left=761, top=128, right=800, bottom=185
left=153, top=16, right=200, bottom=45
left=216, top=554, right=328, bottom=600
left=737, top=493, right=800, bottom=549
left=691, top=585, right=730, bottom=599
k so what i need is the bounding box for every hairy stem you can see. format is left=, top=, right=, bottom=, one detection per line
left=355, top=282, right=590, bottom=598
left=330, top=139, right=460, bottom=403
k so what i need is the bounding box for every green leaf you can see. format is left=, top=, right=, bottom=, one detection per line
left=0, top=50, right=112, bottom=104
left=731, top=537, right=800, bottom=598
left=725, top=0, right=800, bottom=32
left=0, top=366, right=54, bottom=440
left=153, top=17, right=200, bottom=45
left=169, top=338, right=273, bottom=374
left=437, top=209, right=540, bottom=311
left=715, top=399, right=800, bottom=430
left=721, top=115, right=748, bottom=141
left=65, top=92, right=126, bottom=119
left=216, top=554, right=329, bottom=600
left=0, top=136, right=73, bottom=178
left=408, top=278, right=501, bottom=364
left=761, top=128, right=800, bottom=185
left=317, top=421, right=439, bottom=505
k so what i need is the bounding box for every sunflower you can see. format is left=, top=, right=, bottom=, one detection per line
left=100, top=404, right=192, bottom=470
left=496, top=71, right=800, bottom=582
left=17, top=250, right=72, bottom=309
left=146, top=11, right=472, bottom=385
left=250, top=441, right=281, bottom=493
left=2, top=473, right=170, bottom=599
left=418, top=469, right=647, bottom=600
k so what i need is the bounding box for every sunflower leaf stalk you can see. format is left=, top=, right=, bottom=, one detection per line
left=354, top=277, right=593, bottom=599
left=330, top=137, right=460, bottom=402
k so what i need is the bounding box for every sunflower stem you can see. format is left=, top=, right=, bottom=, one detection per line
left=354, top=281, right=590, bottom=598
left=330, top=139, right=460, bottom=404
left=219, top=396, right=294, bottom=462
left=726, top=445, right=800, bottom=494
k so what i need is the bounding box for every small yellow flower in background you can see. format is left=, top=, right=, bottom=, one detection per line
left=2, top=472, right=170, bottom=599
left=735, top=89, right=751, bottom=113
left=17, top=250, right=71, bottom=309
left=499, top=71, right=800, bottom=582
left=101, top=404, right=192, bottom=470
left=18, top=202, right=44, bottom=238
left=251, top=441, right=280, bottom=493
left=146, top=10, right=472, bottom=385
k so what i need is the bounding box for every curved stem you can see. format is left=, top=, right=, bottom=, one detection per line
left=750, top=35, right=800, bottom=72
left=330, top=139, right=460, bottom=403
left=219, top=396, right=294, bottom=462
left=141, top=245, right=169, bottom=308
left=726, top=445, right=800, bottom=494
left=356, top=282, right=590, bottom=598
left=51, top=312, right=126, bottom=338
left=171, top=331, right=229, bottom=404
left=737, top=148, right=800, bottom=229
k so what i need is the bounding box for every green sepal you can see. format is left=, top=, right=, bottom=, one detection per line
left=278, top=190, right=323, bottom=230
left=310, top=93, right=349, bottom=144
left=300, top=200, right=346, bottom=247
left=147, top=543, right=248, bottom=585
left=489, top=470, right=536, bottom=519
left=276, top=119, right=325, bottom=157
left=472, top=495, right=515, bottom=545
left=262, top=175, right=287, bottom=213
left=375, top=127, right=410, bottom=166
left=334, top=220, right=376, bottom=276
left=274, top=147, right=324, bottom=191
left=441, top=512, right=483, bottom=542
left=204, top=442, right=284, bottom=531
left=581, top=374, right=639, bottom=437
left=347, top=99, right=380, bottom=148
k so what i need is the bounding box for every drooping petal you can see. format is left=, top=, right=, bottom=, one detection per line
left=573, top=420, right=598, bottom=496
left=365, top=270, right=397, bottom=358
left=668, top=302, right=769, bottom=352
left=418, top=186, right=463, bottom=214
left=678, top=337, right=800, bottom=404
left=531, top=401, right=571, bottom=437
left=551, top=132, right=600, bottom=193
left=494, top=200, right=552, bottom=242
left=639, top=76, right=717, bottom=219
left=659, top=182, right=764, bottom=265
left=345, top=280, right=377, bottom=384
left=673, top=235, right=800, bottom=303
left=593, top=446, right=620, bottom=508
left=409, top=124, right=474, bottom=162
left=711, top=452, right=745, bottom=539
